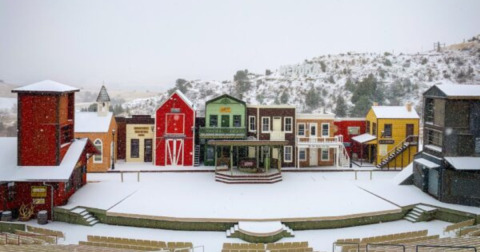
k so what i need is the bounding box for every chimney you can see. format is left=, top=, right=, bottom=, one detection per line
left=372, top=102, right=379, bottom=106
left=406, top=102, right=412, bottom=112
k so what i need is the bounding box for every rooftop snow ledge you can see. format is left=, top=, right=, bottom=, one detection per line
left=425, top=145, right=442, bottom=153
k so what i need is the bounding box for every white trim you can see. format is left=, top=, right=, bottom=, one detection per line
left=93, top=138, right=103, bottom=163
left=321, top=148, right=330, bottom=161
left=284, top=117, right=293, bottom=133
left=321, top=123, right=330, bottom=137
left=297, top=123, right=306, bottom=136
left=299, top=148, right=307, bottom=161
left=248, top=116, right=256, bottom=132
left=284, top=146, right=293, bottom=163
left=297, top=113, right=335, bottom=119
left=261, top=117, right=271, bottom=133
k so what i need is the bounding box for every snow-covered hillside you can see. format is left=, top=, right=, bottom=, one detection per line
left=123, top=40, right=480, bottom=117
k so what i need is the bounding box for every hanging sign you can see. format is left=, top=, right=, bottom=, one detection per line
left=220, top=107, right=231, bottom=113
left=32, top=198, right=45, bottom=205
left=379, top=140, right=395, bottom=144
left=31, top=186, right=47, bottom=197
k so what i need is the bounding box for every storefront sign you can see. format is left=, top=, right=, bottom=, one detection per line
left=379, top=140, right=395, bottom=144
left=220, top=107, right=231, bottom=113
left=134, top=127, right=150, bottom=136
left=31, top=186, right=47, bottom=197
left=32, top=198, right=45, bottom=205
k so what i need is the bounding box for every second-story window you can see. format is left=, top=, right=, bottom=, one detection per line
left=298, top=124, right=305, bottom=136
left=94, top=139, right=103, bottom=163
left=262, top=117, right=270, bottom=132
left=284, top=117, right=293, bottom=132
left=321, top=123, right=329, bottom=137
left=366, top=122, right=370, bottom=134
left=372, top=123, right=377, bottom=136
left=425, top=98, right=434, bottom=124
left=248, top=116, right=256, bottom=132
left=383, top=124, right=392, bottom=138
left=233, top=115, right=241, bottom=127
left=210, top=115, right=218, bottom=127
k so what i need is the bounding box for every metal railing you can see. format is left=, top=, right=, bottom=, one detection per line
left=199, top=127, right=246, bottom=138
left=366, top=243, right=405, bottom=252
left=297, top=135, right=343, bottom=145
left=378, top=135, right=418, bottom=168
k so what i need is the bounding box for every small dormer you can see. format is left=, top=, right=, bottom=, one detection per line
left=96, top=85, right=111, bottom=117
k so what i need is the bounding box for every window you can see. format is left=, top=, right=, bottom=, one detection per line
left=7, top=182, right=15, bottom=201
left=284, top=146, right=293, bottom=162
left=210, top=115, right=218, bottom=127
left=284, top=117, right=293, bottom=132
left=298, top=123, right=305, bottom=136
left=348, top=127, right=360, bottom=135
left=262, top=117, right=270, bottom=132
left=94, top=139, right=103, bottom=163
left=221, top=115, right=230, bottom=127
left=321, top=123, right=329, bottom=137
left=131, top=139, right=139, bottom=158
left=233, top=115, right=241, bottom=128
left=383, top=124, right=392, bottom=138
left=366, top=122, right=370, bottom=134
left=321, top=148, right=330, bottom=161
left=372, top=123, right=377, bottom=136
left=427, top=129, right=443, bottom=147
left=425, top=98, right=434, bottom=123
left=299, top=149, right=306, bottom=161
left=310, top=124, right=317, bottom=136
left=206, top=146, right=214, bottom=161
left=248, top=116, right=256, bottom=132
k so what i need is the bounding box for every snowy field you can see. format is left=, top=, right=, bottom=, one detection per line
left=27, top=218, right=451, bottom=252
left=62, top=172, right=402, bottom=221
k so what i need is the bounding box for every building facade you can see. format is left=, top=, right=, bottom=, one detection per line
left=75, top=86, right=118, bottom=172
left=0, top=80, right=98, bottom=220
left=199, top=94, right=247, bottom=166
left=116, top=115, right=155, bottom=163
left=155, top=91, right=196, bottom=167
left=246, top=105, right=296, bottom=168
left=413, top=84, right=480, bottom=206
left=363, top=104, right=419, bottom=169
left=334, top=117, right=367, bottom=161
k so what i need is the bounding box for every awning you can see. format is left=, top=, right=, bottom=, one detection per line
left=414, top=158, right=440, bottom=169
left=351, top=133, right=376, bottom=144
left=208, top=140, right=289, bottom=146
left=445, top=157, right=480, bottom=170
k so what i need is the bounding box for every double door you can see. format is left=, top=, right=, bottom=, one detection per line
left=166, top=139, right=184, bottom=166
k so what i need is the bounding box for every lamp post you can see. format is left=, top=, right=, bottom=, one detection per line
left=112, top=129, right=116, bottom=170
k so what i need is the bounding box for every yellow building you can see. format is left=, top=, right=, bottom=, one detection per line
left=125, top=116, right=155, bottom=163
left=364, top=104, right=419, bottom=169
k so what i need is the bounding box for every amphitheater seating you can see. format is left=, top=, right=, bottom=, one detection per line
left=0, top=244, right=147, bottom=251
left=336, top=230, right=429, bottom=252
left=444, top=219, right=476, bottom=233
left=222, top=241, right=315, bottom=252
left=82, top=235, right=192, bottom=252
left=364, top=237, right=480, bottom=252
left=26, top=225, right=65, bottom=239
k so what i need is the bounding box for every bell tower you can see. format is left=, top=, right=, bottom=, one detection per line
left=96, top=85, right=111, bottom=117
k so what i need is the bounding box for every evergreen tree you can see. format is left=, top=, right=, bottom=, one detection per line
left=234, top=70, right=251, bottom=99
left=305, top=86, right=320, bottom=109
left=350, top=96, right=371, bottom=117
left=335, top=95, right=348, bottom=117
left=280, top=91, right=289, bottom=104
left=345, top=78, right=355, bottom=92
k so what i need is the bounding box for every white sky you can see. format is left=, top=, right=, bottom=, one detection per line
left=0, top=0, right=479, bottom=91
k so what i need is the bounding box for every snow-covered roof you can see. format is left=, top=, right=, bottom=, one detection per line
left=12, top=80, right=79, bottom=93
left=351, top=133, right=376, bottom=143
left=414, top=158, right=440, bottom=169
left=75, top=112, right=113, bottom=133
left=96, top=85, right=111, bottom=103
left=445, top=157, right=480, bottom=170
left=297, top=113, right=335, bottom=120
left=0, top=138, right=90, bottom=182
left=371, top=106, right=419, bottom=119
left=175, top=90, right=194, bottom=108
left=434, top=84, right=480, bottom=98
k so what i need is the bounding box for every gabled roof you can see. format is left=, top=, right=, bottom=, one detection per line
left=75, top=112, right=114, bottom=133
left=425, top=84, right=480, bottom=99
left=155, top=90, right=195, bottom=113
left=352, top=133, right=376, bottom=144
left=371, top=106, right=419, bottom=119
left=206, top=94, right=246, bottom=106
left=0, top=138, right=98, bottom=182
left=96, top=85, right=111, bottom=103
left=12, top=80, right=79, bottom=93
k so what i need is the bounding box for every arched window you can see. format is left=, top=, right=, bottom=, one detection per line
left=94, top=139, right=103, bottom=163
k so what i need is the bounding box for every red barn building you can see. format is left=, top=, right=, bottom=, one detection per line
left=154, top=91, right=196, bottom=166
left=0, top=80, right=98, bottom=220
left=334, top=117, right=367, bottom=161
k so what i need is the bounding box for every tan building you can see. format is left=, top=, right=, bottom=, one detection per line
left=295, top=113, right=350, bottom=168
left=75, top=86, right=117, bottom=172
left=125, top=118, right=154, bottom=163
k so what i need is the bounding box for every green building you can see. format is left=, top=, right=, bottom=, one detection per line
left=200, top=94, right=247, bottom=166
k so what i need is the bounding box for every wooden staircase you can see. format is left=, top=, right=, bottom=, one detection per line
left=376, top=135, right=418, bottom=169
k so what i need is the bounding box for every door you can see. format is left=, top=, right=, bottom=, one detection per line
left=309, top=148, right=318, bottom=166
left=221, top=115, right=229, bottom=127
left=273, top=117, right=282, bottom=131
left=166, top=139, right=184, bottom=166
left=428, top=169, right=439, bottom=197
left=406, top=124, right=414, bottom=142
left=144, top=139, right=152, bottom=162
left=166, top=114, right=185, bottom=134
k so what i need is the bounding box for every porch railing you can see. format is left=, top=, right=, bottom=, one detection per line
left=296, top=135, right=343, bottom=145
left=199, top=127, right=246, bottom=138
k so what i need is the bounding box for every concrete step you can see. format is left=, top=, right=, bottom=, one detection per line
left=405, top=216, right=416, bottom=223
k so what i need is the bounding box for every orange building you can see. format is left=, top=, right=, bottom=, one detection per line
left=75, top=86, right=117, bottom=172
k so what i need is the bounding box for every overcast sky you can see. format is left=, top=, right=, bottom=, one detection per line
left=0, top=0, right=479, bottom=91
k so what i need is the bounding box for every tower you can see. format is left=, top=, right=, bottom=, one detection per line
left=12, top=80, right=79, bottom=166
left=96, top=85, right=111, bottom=117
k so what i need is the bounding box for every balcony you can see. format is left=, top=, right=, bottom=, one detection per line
left=199, top=127, right=246, bottom=139
left=296, top=135, right=343, bottom=147
left=270, top=131, right=285, bottom=141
